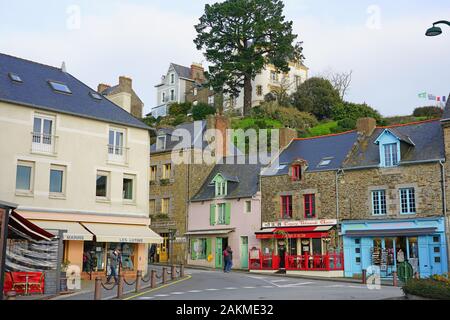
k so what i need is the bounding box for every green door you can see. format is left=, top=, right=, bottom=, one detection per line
left=215, top=238, right=223, bottom=269
left=241, top=237, right=249, bottom=269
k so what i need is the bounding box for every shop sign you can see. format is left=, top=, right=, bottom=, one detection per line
left=65, top=235, right=87, bottom=241
left=151, top=221, right=177, bottom=228
left=262, top=219, right=337, bottom=228
left=119, top=238, right=144, bottom=243
left=174, top=237, right=187, bottom=243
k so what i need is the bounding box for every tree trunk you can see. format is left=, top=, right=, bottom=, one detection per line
left=243, top=75, right=252, bottom=116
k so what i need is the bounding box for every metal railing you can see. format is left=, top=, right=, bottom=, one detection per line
left=107, top=145, right=129, bottom=164
left=31, top=133, right=58, bottom=154
left=94, top=264, right=185, bottom=300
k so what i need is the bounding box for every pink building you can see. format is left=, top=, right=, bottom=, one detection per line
left=187, top=163, right=261, bottom=270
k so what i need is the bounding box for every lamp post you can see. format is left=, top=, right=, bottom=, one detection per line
left=168, top=229, right=177, bottom=265
left=425, top=20, right=450, bottom=37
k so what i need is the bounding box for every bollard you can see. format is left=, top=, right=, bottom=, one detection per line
left=135, top=271, right=142, bottom=293
left=171, top=265, right=176, bottom=280
left=361, top=269, right=367, bottom=284
left=392, top=271, right=398, bottom=287
left=180, top=264, right=185, bottom=278
left=117, top=274, right=124, bottom=299
left=6, top=291, right=17, bottom=300
left=94, top=277, right=102, bottom=300
left=162, top=267, right=167, bottom=284
left=414, top=272, right=420, bottom=280
left=151, top=270, right=156, bottom=289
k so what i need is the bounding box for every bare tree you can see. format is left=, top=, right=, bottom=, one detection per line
left=319, top=68, right=353, bottom=99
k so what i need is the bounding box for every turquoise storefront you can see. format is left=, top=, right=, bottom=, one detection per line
left=342, top=217, right=448, bottom=278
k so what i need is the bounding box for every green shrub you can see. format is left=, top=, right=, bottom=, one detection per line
left=330, top=118, right=357, bottom=134
left=305, top=121, right=338, bottom=137
left=168, top=102, right=192, bottom=116
left=192, top=103, right=216, bottom=120
left=402, top=278, right=450, bottom=300
left=331, top=101, right=382, bottom=122
left=413, top=106, right=443, bottom=118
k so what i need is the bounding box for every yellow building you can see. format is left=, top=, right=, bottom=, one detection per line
left=0, top=53, right=162, bottom=278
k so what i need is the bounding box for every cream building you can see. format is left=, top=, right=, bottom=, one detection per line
left=0, top=53, right=161, bottom=278
left=225, top=61, right=309, bottom=114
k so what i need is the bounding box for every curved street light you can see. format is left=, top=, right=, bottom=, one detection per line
left=425, top=20, right=450, bottom=37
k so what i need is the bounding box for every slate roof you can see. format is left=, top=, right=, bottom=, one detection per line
left=191, top=158, right=262, bottom=202
left=262, top=131, right=359, bottom=176
left=443, top=94, right=450, bottom=120
left=344, top=120, right=444, bottom=168
left=0, top=53, right=151, bottom=130
left=172, top=63, right=192, bottom=80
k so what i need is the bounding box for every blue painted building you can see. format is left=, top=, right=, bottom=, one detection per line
left=342, top=218, right=448, bottom=278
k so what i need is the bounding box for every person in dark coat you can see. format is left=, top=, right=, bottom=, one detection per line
left=107, top=247, right=121, bottom=284
left=224, top=246, right=233, bottom=273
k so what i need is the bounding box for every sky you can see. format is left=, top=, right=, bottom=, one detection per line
left=0, top=0, right=449, bottom=117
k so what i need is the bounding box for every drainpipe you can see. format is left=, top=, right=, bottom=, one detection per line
left=439, top=160, right=450, bottom=271
left=335, top=169, right=344, bottom=251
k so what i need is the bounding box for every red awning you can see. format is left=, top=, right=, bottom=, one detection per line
left=8, top=211, right=55, bottom=241
left=256, top=225, right=333, bottom=240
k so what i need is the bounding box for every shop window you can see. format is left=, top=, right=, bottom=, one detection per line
left=191, top=238, right=207, bottom=260
left=434, top=247, right=440, bottom=253
left=435, top=257, right=441, bottom=263
left=108, top=243, right=135, bottom=271
left=372, top=190, right=387, bottom=215
left=433, top=236, right=440, bottom=243
left=304, top=194, right=316, bottom=219
left=83, top=242, right=106, bottom=272
left=281, top=195, right=293, bottom=219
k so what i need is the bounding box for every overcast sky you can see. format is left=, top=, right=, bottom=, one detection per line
left=0, top=0, right=449, bottom=117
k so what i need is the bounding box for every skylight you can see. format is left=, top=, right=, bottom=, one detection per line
left=8, top=73, right=22, bottom=83
left=48, top=81, right=72, bottom=94
left=318, top=158, right=333, bottom=167
left=90, top=92, right=103, bottom=100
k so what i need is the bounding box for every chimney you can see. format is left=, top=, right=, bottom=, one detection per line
left=356, top=117, right=377, bottom=136
left=191, top=63, right=205, bottom=83
left=97, top=83, right=111, bottom=94
left=279, top=128, right=298, bottom=151
left=207, top=114, right=230, bottom=159
left=119, top=76, right=132, bottom=91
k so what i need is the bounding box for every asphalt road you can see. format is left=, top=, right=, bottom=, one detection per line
left=125, top=267, right=405, bottom=301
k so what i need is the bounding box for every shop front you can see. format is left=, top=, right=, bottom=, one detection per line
left=342, top=217, right=448, bottom=279
left=252, top=220, right=344, bottom=277
left=28, top=219, right=163, bottom=279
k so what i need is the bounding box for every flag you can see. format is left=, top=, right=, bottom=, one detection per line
left=437, top=96, right=441, bottom=102
left=428, top=94, right=436, bottom=101
left=443, top=96, right=447, bottom=102
left=418, top=92, right=427, bottom=98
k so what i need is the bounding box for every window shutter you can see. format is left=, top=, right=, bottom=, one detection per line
left=191, top=239, right=197, bottom=260
left=206, top=238, right=212, bottom=258
left=210, top=204, right=216, bottom=226
left=225, top=203, right=231, bottom=225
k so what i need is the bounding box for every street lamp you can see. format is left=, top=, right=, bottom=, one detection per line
left=425, top=20, right=450, bottom=37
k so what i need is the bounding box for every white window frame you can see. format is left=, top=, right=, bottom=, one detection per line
left=49, top=164, right=66, bottom=198
left=122, top=174, right=136, bottom=203
left=170, top=73, right=175, bottom=84
left=16, top=161, right=35, bottom=196
left=399, top=188, right=416, bottom=215
left=170, top=89, right=175, bottom=101
left=96, top=171, right=110, bottom=201
left=372, top=190, right=387, bottom=216
left=383, top=143, right=399, bottom=167
left=217, top=203, right=227, bottom=225
left=108, top=127, right=126, bottom=163
left=156, top=135, right=166, bottom=151
left=32, top=114, right=56, bottom=154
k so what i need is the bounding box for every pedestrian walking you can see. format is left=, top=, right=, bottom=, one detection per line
left=106, top=247, right=121, bottom=284
left=149, top=244, right=156, bottom=264
left=223, top=247, right=230, bottom=273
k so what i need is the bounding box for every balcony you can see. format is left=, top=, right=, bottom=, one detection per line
left=31, top=132, right=58, bottom=155
left=107, top=144, right=129, bottom=165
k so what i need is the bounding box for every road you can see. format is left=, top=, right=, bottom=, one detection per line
left=125, top=267, right=405, bottom=300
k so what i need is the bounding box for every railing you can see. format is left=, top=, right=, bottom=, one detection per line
left=286, top=253, right=344, bottom=271
left=107, top=145, right=129, bottom=164
left=249, top=251, right=344, bottom=272
left=31, top=133, right=58, bottom=154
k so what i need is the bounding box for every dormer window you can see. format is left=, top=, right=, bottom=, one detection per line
left=156, top=135, right=166, bottom=151
left=212, top=174, right=228, bottom=197
left=9, top=73, right=23, bottom=83
left=292, top=165, right=302, bottom=181
left=375, top=129, right=413, bottom=168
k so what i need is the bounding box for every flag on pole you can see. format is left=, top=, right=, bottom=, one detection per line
left=428, top=94, right=436, bottom=101
left=418, top=92, right=427, bottom=98
left=437, top=97, right=441, bottom=102
left=443, top=96, right=447, bottom=102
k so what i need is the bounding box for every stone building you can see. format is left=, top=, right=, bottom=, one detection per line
left=260, top=115, right=449, bottom=279
left=98, top=76, right=144, bottom=119
left=149, top=115, right=231, bottom=264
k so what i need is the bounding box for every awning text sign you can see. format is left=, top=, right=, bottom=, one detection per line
left=262, top=219, right=337, bottom=228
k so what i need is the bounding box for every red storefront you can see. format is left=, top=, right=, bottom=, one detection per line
left=251, top=221, right=344, bottom=275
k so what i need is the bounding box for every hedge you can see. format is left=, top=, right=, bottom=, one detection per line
left=402, top=278, right=450, bottom=300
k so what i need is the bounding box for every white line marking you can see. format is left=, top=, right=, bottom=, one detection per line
left=206, top=288, right=219, bottom=291
left=154, top=294, right=169, bottom=297
left=282, top=282, right=314, bottom=287
left=263, top=286, right=274, bottom=288
left=138, top=297, right=154, bottom=300
left=171, top=292, right=185, bottom=295
left=243, top=286, right=256, bottom=289
left=271, top=279, right=289, bottom=282
left=188, top=290, right=202, bottom=293
left=224, top=287, right=238, bottom=290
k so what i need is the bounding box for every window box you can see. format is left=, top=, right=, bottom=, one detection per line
left=154, top=213, right=170, bottom=221
left=160, top=179, right=171, bottom=186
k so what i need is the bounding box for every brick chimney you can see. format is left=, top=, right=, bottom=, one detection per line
left=119, top=76, right=132, bottom=91
left=279, top=128, right=298, bottom=151
left=356, top=117, right=377, bottom=136
left=207, top=114, right=230, bottom=159
left=97, top=83, right=111, bottom=94
left=191, top=63, right=205, bottom=83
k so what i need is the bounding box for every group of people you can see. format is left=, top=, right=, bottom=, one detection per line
left=223, top=246, right=233, bottom=273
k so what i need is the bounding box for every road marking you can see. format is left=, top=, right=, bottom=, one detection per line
left=171, top=292, right=185, bottom=295
left=206, top=288, right=219, bottom=291
left=224, top=287, right=238, bottom=290
left=138, top=297, right=155, bottom=300
left=154, top=294, right=169, bottom=297
left=243, top=286, right=256, bottom=289
left=271, top=279, right=289, bottom=282
left=188, top=290, right=202, bottom=293
left=281, top=282, right=314, bottom=287
left=122, top=275, right=192, bottom=301
left=263, top=286, right=274, bottom=288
